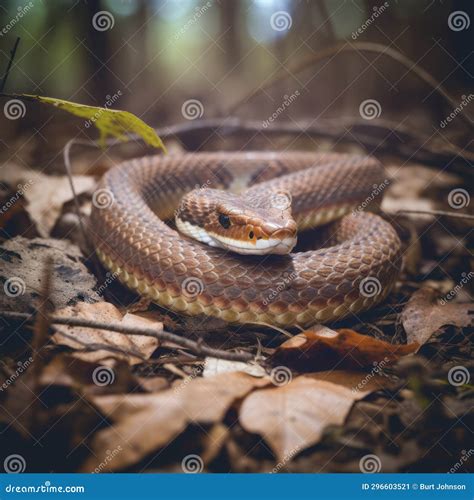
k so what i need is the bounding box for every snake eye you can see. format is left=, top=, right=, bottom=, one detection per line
left=249, top=231, right=254, bottom=240
left=218, top=213, right=231, bottom=229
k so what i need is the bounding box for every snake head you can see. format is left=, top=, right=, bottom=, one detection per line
left=175, top=188, right=297, bottom=255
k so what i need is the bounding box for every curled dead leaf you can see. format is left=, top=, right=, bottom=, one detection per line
left=401, top=288, right=473, bottom=346
left=53, top=302, right=161, bottom=365
left=269, top=325, right=418, bottom=371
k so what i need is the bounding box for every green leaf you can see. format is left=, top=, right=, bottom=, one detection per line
left=15, top=93, right=167, bottom=152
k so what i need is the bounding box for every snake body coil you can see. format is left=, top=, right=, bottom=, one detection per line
left=90, top=152, right=401, bottom=327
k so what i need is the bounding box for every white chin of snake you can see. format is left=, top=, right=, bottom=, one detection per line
left=175, top=218, right=296, bottom=255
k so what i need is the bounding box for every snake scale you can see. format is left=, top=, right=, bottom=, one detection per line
left=90, top=152, right=402, bottom=327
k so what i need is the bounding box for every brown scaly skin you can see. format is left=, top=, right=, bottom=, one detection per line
left=89, top=152, right=402, bottom=327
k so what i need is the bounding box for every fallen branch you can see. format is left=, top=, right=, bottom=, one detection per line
left=396, top=209, right=474, bottom=220
left=0, top=311, right=255, bottom=363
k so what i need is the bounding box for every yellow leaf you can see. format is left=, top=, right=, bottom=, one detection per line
left=18, top=93, right=167, bottom=151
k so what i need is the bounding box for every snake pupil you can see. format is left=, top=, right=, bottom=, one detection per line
left=218, top=213, right=231, bottom=229
left=249, top=231, right=254, bottom=239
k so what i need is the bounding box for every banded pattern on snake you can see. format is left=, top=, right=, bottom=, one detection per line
left=90, top=152, right=402, bottom=327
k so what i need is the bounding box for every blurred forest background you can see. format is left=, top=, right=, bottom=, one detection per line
left=0, top=0, right=472, bottom=166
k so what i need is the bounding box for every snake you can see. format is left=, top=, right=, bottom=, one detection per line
left=89, top=152, right=402, bottom=328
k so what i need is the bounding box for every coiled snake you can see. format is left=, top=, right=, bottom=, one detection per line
left=90, top=152, right=401, bottom=327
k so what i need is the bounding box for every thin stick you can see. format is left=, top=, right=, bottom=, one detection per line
left=228, top=41, right=473, bottom=130
left=0, top=37, right=20, bottom=93
left=1, top=311, right=255, bottom=363
left=396, top=209, right=474, bottom=220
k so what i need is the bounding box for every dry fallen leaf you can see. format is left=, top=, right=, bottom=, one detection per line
left=80, top=372, right=269, bottom=472
left=269, top=325, right=418, bottom=371
left=0, top=236, right=98, bottom=313
left=53, top=302, right=161, bottom=364
left=239, top=373, right=385, bottom=461
left=401, top=288, right=473, bottom=345
left=1, top=163, right=95, bottom=237
left=203, top=357, right=266, bottom=378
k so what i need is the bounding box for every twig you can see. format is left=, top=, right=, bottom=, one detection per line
left=396, top=209, right=474, bottom=220
left=63, top=138, right=94, bottom=249
left=0, top=311, right=255, bottom=363
left=0, top=37, right=20, bottom=93
left=54, top=327, right=148, bottom=362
